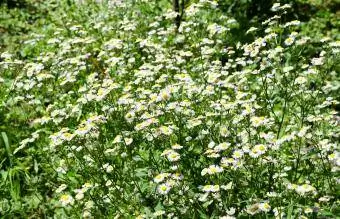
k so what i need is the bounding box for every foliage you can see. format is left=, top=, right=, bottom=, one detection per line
left=0, top=0, right=339, bottom=218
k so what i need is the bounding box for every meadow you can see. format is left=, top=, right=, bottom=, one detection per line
left=0, top=0, right=339, bottom=218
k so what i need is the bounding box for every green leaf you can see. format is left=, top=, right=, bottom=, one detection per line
left=34, top=159, right=39, bottom=173
left=0, top=170, right=8, bottom=184
left=202, top=200, right=213, bottom=208
left=154, top=201, right=163, bottom=211
left=319, top=210, right=335, bottom=216
left=135, top=168, right=148, bottom=178
left=287, top=203, right=294, bottom=219
left=197, top=209, right=209, bottom=219
left=1, top=132, right=12, bottom=166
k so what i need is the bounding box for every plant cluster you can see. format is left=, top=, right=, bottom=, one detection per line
left=0, top=0, right=339, bottom=218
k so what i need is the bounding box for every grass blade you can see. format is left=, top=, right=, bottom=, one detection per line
left=1, top=132, right=12, bottom=166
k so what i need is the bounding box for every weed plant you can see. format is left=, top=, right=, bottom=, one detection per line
left=0, top=0, right=339, bottom=218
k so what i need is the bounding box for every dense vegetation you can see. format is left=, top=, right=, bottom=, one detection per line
left=0, top=0, right=339, bottom=218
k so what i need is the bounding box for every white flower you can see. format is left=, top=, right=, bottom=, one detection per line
left=285, top=20, right=301, bottom=27
left=221, top=182, right=233, bottom=190
left=153, top=210, right=166, bottom=217
left=75, top=192, right=84, bottom=200
left=124, top=111, right=135, bottom=123
left=232, top=150, right=244, bottom=159
left=271, top=3, right=281, bottom=11
left=207, top=23, right=227, bottom=36
left=311, top=57, right=324, bottom=66
left=283, top=66, right=294, bottom=73
left=295, top=184, right=316, bottom=196
left=159, top=89, right=171, bottom=101
left=221, top=157, right=236, bottom=167
left=60, top=194, right=74, bottom=206
left=154, top=173, right=169, bottom=183
left=226, top=207, right=236, bottom=215
left=259, top=202, right=271, bottom=212
left=60, top=132, right=74, bottom=141
left=164, top=10, right=179, bottom=19
left=159, top=126, right=173, bottom=135
left=249, top=144, right=267, bottom=158
left=304, top=207, right=313, bottom=214
left=202, top=184, right=220, bottom=193
left=219, top=126, right=229, bottom=137
left=220, top=216, right=235, bottom=219
left=113, top=135, right=122, bottom=143
left=167, top=151, right=180, bottom=162
left=157, top=183, right=171, bottom=195
left=319, top=196, right=332, bottom=202
left=171, top=144, right=183, bottom=150
left=83, top=211, right=91, bottom=218
left=246, top=203, right=260, bottom=215
left=56, top=184, right=67, bottom=193
left=124, top=138, right=133, bottom=145
left=215, top=142, right=230, bottom=152
left=170, top=165, right=178, bottom=171
left=171, top=173, right=183, bottom=180
left=106, top=165, right=114, bottom=173
left=250, top=116, right=268, bottom=127
left=201, top=165, right=223, bottom=176
left=246, top=27, right=258, bottom=34
left=284, top=37, right=295, bottom=46
left=75, top=125, right=92, bottom=136
left=105, top=180, right=112, bottom=187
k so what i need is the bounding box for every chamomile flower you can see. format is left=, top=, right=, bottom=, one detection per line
left=220, top=157, right=236, bottom=167
left=215, top=142, right=230, bottom=152
left=246, top=203, right=260, bottom=215
left=202, top=184, right=220, bottom=193
left=159, top=89, right=171, bottom=101
left=75, top=125, right=92, bottom=136
left=259, top=202, right=271, bottom=212
left=250, top=144, right=267, bottom=158
left=171, top=144, right=183, bottom=150
left=311, top=57, right=324, bottom=66
left=159, top=126, right=173, bottom=135
left=295, top=184, right=317, bottom=196
left=271, top=3, right=281, bottom=11
left=153, top=210, right=166, bottom=217
left=171, top=173, right=183, bottom=180
left=250, top=116, right=268, bottom=127
left=219, top=126, right=229, bottom=137
left=59, top=194, right=74, bottom=206
left=201, top=165, right=223, bottom=176
left=284, top=37, right=295, bottom=46
left=232, top=150, right=244, bottom=159
left=60, top=132, right=74, bottom=141
left=318, top=196, right=332, bottom=202
left=157, top=183, right=171, bottom=195
left=167, top=151, right=181, bottom=162
left=295, top=76, right=307, bottom=85
left=154, top=173, right=169, bottom=183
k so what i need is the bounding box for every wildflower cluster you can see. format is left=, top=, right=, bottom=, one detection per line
left=0, top=0, right=339, bottom=218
